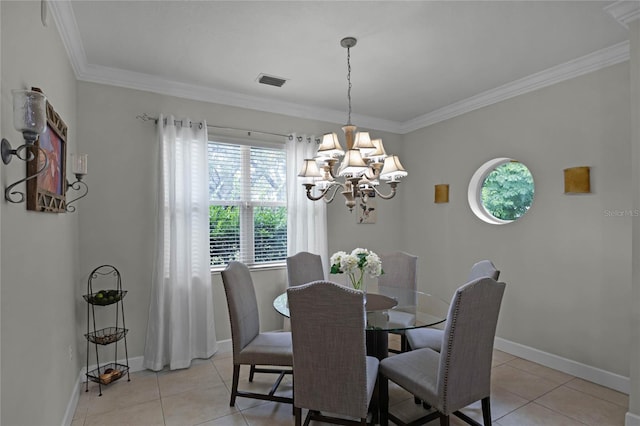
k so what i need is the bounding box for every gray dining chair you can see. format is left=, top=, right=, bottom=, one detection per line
left=221, top=261, right=293, bottom=407
left=283, top=251, right=325, bottom=333
left=379, top=277, right=506, bottom=426
left=467, top=260, right=500, bottom=282
left=377, top=251, right=418, bottom=353
left=405, top=259, right=500, bottom=353
left=286, top=251, right=325, bottom=287
left=287, top=280, right=379, bottom=426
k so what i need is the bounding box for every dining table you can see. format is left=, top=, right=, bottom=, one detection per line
left=272, top=282, right=450, bottom=360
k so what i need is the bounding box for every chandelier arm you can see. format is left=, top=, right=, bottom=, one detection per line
left=302, top=182, right=342, bottom=202
left=323, top=183, right=343, bottom=203
left=361, top=167, right=381, bottom=182
left=372, top=181, right=400, bottom=200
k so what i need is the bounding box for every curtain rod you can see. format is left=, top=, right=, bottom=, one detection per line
left=136, top=113, right=292, bottom=139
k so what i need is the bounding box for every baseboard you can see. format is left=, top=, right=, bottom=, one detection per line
left=61, top=375, right=82, bottom=426
left=627, top=412, right=640, bottom=426
left=62, top=340, right=233, bottom=426
left=494, top=337, right=630, bottom=394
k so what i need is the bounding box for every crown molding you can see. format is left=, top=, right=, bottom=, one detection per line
left=49, top=1, right=631, bottom=136
left=48, top=0, right=87, bottom=78
left=400, top=41, right=630, bottom=134
left=78, top=62, right=404, bottom=134
left=604, top=1, right=640, bottom=27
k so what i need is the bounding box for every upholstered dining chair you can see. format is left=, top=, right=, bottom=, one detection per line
left=405, top=259, right=500, bottom=353
left=377, top=251, right=418, bottom=353
left=379, top=277, right=506, bottom=426
left=286, top=251, right=325, bottom=287
left=287, top=280, right=379, bottom=426
left=221, top=261, right=293, bottom=407
left=467, top=260, right=500, bottom=282
left=282, top=251, right=325, bottom=333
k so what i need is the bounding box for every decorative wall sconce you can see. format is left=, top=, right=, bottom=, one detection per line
left=564, top=166, right=591, bottom=194
left=1, top=89, right=49, bottom=203
left=434, top=184, right=450, bottom=203
left=66, top=154, right=88, bottom=212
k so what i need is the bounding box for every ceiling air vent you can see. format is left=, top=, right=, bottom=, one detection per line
left=257, top=74, right=287, bottom=88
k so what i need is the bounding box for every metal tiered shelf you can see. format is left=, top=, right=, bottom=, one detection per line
left=84, top=265, right=130, bottom=396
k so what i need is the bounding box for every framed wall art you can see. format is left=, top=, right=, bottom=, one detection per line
left=357, top=196, right=377, bottom=224
left=27, top=90, right=68, bottom=212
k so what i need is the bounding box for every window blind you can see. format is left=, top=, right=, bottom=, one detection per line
left=208, top=141, right=287, bottom=267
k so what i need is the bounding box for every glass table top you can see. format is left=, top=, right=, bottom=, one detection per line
left=273, top=283, right=449, bottom=332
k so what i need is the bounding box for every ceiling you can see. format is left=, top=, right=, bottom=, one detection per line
left=48, top=1, right=633, bottom=134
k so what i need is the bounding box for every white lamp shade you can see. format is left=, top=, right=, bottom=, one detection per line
left=352, top=131, right=376, bottom=156
left=298, top=159, right=323, bottom=178
left=380, top=155, right=408, bottom=181
left=367, top=138, right=387, bottom=161
left=338, top=149, right=368, bottom=177
left=316, top=132, right=345, bottom=158
left=12, top=89, right=47, bottom=137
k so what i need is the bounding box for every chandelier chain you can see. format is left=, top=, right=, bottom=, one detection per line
left=346, top=46, right=352, bottom=125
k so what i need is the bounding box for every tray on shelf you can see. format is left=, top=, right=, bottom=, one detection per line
left=85, top=327, right=128, bottom=345
left=83, top=290, right=127, bottom=306
left=86, top=362, right=129, bottom=385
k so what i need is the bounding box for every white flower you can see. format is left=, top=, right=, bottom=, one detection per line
left=364, top=253, right=383, bottom=277
left=330, top=251, right=348, bottom=268
left=351, top=247, right=370, bottom=257
left=340, top=254, right=359, bottom=274
left=330, top=248, right=384, bottom=290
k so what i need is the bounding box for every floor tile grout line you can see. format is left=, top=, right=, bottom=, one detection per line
left=503, top=360, right=576, bottom=386
left=530, top=382, right=614, bottom=426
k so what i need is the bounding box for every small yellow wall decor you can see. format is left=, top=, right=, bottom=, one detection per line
left=434, top=184, right=449, bottom=203
left=563, top=167, right=591, bottom=194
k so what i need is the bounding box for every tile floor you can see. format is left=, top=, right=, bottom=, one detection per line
left=72, top=340, right=628, bottom=426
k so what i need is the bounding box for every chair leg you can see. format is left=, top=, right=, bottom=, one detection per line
left=294, top=406, right=302, bottom=426
left=379, top=375, right=389, bottom=426
left=370, top=376, right=379, bottom=425
left=249, top=364, right=256, bottom=382
left=481, top=397, right=492, bottom=426
left=400, top=334, right=408, bottom=352
left=440, top=415, right=450, bottom=426
left=230, top=365, right=240, bottom=406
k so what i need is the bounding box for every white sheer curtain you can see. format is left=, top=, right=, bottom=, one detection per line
left=286, top=134, right=329, bottom=272
left=143, top=114, right=217, bottom=371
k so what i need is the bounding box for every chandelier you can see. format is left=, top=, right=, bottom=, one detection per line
left=297, top=37, right=407, bottom=212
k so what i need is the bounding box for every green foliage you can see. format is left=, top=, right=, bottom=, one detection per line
left=209, top=206, right=240, bottom=266
left=254, top=207, right=287, bottom=262
left=481, top=162, right=534, bottom=221
left=209, top=205, right=287, bottom=266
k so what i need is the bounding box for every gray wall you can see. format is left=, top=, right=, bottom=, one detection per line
left=630, top=18, right=640, bottom=420
left=402, top=62, right=631, bottom=377
left=0, top=2, right=80, bottom=425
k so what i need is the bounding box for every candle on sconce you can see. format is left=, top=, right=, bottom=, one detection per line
left=72, top=153, right=88, bottom=176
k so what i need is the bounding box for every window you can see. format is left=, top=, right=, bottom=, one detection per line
left=468, top=157, right=535, bottom=225
left=208, top=140, right=287, bottom=268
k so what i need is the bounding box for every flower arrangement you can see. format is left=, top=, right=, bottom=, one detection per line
left=330, top=248, right=383, bottom=291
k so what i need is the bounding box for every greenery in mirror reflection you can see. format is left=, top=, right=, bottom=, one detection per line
left=481, top=162, right=534, bottom=221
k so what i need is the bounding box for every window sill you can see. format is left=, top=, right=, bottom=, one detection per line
left=211, top=262, right=286, bottom=274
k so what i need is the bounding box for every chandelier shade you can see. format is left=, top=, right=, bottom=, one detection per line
left=298, top=159, right=323, bottom=178
left=316, top=132, right=344, bottom=158
left=298, top=36, right=407, bottom=212
left=380, top=155, right=408, bottom=181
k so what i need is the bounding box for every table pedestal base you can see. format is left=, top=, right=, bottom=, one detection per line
left=366, top=329, right=389, bottom=360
